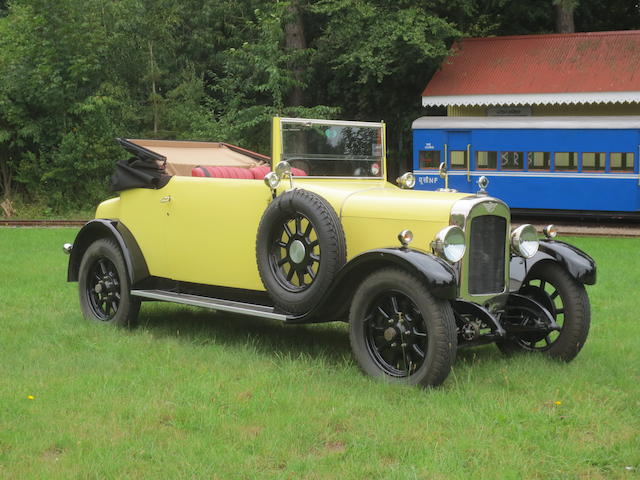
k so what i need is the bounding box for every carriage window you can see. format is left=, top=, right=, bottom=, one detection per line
left=450, top=151, right=468, bottom=169
left=476, top=151, right=497, bottom=169
left=419, top=150, right=440, bottom=169
left=501, top=151, right=524, bottom=170
left=610, top=153, right=634, bottom=172
left=527, top=152, right=550, bottom=170
left=554, top=152, right=578, bottom=171
left=582, top=153, right=605, bottom=171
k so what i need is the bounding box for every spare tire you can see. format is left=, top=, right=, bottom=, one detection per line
left=256, top=189, right=346, bottom=314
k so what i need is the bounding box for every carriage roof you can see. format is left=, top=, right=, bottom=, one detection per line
left=412, top=116, right=640, bottom=130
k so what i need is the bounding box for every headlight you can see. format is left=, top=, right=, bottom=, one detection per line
left=396, top=172, right=416, bottom=189
left=263, top=171, right=280, bottom=189
left=398, top=229, right=413, bottom=246
left=432, top=226, right=466, bottom=263
left=511, top=224, right=539, bottom=258
left=543, top=224, right=558, bottom=239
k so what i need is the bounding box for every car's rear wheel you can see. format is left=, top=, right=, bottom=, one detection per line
left=497, top=261, right=590, bottom=361
left=256, top=189, right=346, bottom=315
left=349, top=268, right=457, bottom=388
left=78, top=238, right=140, bottom=327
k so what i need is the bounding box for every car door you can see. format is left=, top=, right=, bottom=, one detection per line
left=446, top=130, right=472, bottom=188
left=164, top=176, right=273, bottom=291
left=117, top=185, right=172, bottom=277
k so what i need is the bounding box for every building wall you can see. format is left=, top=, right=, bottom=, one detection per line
left=447, top=103, right=640, bottom=116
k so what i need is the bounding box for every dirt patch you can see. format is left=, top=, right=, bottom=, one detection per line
left=324, top=441, right=346, bottom=454
left=42, top=446, right=65, bottom=461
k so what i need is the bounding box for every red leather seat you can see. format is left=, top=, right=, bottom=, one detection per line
left=250, top=165, right=271, bottom=179
left=192, top=164, right=307, bottom=179
left=249, top=165, right=308, bottom=178
left=192, top=166, right=255, bottom=179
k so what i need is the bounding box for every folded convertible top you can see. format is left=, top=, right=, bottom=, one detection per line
left=111, top=138, right=270, bottom=192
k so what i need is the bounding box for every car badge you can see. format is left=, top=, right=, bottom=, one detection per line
left=484, top=202, right=497, bottom=213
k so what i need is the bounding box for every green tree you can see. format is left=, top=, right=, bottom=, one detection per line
left=0, top=0, right=139, bottom=208
left=208, top=1, right=337, bottom=154
left=310, top=1, right=459, bottom=174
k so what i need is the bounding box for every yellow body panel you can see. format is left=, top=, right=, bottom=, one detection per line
left=115, top=187, right=173, bottom=275
left=97, top=176, right=467, bottom=289
left=284, top=178, right=467, bottom=259
left=165, top=177, right=272, bottom=289
left=339, top=186, right=466, bottom=258
left=95, top=197, right=121, bottom=219
left=112, top=176, right=273, bottom=289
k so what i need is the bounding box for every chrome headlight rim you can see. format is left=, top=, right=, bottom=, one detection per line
left=398, top=229, right=413, bottom=247
left=263, top=171, right=281, bottom=189
left=511, top=224, right=539, bottom=259
left=543, top=224, right=558, bottom=239
left=432, top=225, right=466, bottom=263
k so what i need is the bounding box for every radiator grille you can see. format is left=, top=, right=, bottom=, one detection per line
left=468, top=215, right=506, bottom=295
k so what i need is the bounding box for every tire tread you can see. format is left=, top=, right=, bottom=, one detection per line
left=348, top=267, right=457, bottom=388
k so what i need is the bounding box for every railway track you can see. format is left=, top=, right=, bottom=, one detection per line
left=0, top=219, right=86, bottom=227
left=514, top=220, right=640, bottom=238
left=2, top=218, right=640, bottom=237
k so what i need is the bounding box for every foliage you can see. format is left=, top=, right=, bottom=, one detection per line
left=0, top=0, right=130, bottom=208
left=310, top=1, right=459, bottom=174
left=0, top=0, right=636, bottom=213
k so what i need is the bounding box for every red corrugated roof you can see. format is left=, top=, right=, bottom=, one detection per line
left=423, top=30, right=640, bottom=97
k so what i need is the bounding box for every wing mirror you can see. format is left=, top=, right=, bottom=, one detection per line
left=275, top=161, right=292, bottom=179
left=275, top=161, right=293, bottom=189
left=396, top=172, right=416, bottom=189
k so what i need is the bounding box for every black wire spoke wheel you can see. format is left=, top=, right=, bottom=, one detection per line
left=78, top=238, right=140, bottom=327
left=270, top=212, right=320, bottom=292
left=349, top=268, right=457, bottom=388
left=86, top=256, right=121, bottom=320
left=498, top=262, right=590, bottom=361
left=364, top=291, right=428, bottom=377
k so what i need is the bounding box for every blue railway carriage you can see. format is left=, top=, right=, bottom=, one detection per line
left=412, top=116, right=640, bottom=213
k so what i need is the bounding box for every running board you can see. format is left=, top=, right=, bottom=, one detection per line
left=131, top=289, right=290, bottom=321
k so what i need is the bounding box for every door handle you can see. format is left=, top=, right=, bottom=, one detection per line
left=467, top=143, right=471, bottom=182
left=160, top=195, right=172, bottom=203
left=444, top=143, right=448, bottom=170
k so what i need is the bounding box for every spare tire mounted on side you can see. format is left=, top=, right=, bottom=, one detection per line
left=256, top=189, right=346, bottom=315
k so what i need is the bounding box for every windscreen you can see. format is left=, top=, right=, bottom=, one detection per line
left=281, top=121, right=384, bottom=177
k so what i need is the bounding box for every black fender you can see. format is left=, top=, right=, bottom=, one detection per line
left=294, top=247, right=458, bottom=324
left=334, top=248, right=458, bottom=299
left=509, top=239, right=596, bottom=290
left=67, top=219, right=149, bottom=285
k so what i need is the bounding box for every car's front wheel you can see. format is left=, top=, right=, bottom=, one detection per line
left=497, top=261, right=590, bottom=361
left=349, top=268, right=457, bottom=388
left=78, top=238, right=140, bottom=327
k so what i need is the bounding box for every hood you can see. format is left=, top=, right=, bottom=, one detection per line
left=339, top=185, right=469, bottom=223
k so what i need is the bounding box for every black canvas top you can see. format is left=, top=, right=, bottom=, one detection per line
left=110, top=138, right=171, bottom=192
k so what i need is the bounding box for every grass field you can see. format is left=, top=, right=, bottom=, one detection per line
left=0, top=228, right=638, bottom=479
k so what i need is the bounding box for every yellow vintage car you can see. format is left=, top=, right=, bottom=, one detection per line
left=64, top=117, right=596, bottom=387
